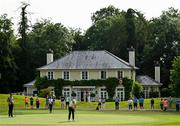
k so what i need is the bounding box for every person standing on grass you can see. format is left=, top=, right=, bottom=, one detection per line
left=133, top=97, right=138, bottom=111
left=151, top=98, right=155, bottom=110
left=60, top=96, right=65, bottom=109
left=168, top=96, right=173, bottom=109
left=139, top=96, right=144, bottom=110
left=163, top=98, right=168, bottom=111
left=128, top=98, right=133, bottom=111
left=65, top=96, right=70, bottom=109
left=24, top=96, right=29, bottom=109
left=30, top=96, right=34, bottom=109
left=36, top=96, right=40, bottom=109
left=98, top=97, right=102, bottom=110
left=46, top=95, right=49, bottom=108
left=68, top=97, right=77, bottom=121
left=160, top=98, right=163, bottom=110
left=7, top=93, right=14, bottom=117
left=175, top=98, right=180, bottom=112
left=102, top=98, right=106, bottom=110
left=114, top=97, right=120, bottom=110
left=48, top=96, right=53, bottom=113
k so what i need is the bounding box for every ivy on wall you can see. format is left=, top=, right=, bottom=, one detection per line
left=35, top=77, right=120, bottom=99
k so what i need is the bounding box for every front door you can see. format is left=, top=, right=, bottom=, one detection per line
left=81, top=91, right=84, bottom=101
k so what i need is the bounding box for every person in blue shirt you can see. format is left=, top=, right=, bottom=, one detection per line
left=175, top=98, right=180, bottom=112
left=133, top=97, right=138, bottom=111
left=114, top=97, right=120, bottom=110
left=139, top=96, right=144, bottom=109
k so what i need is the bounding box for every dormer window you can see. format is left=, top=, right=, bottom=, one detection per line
left=47, top=72, right=54, bottom=80
left=101, top=71, right=106, bottom=80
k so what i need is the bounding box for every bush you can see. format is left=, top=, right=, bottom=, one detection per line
left=149, top=91, right=159, bottom=98
left=161, top=88, right=175, bottom=97
left=122, top=78, right=133, bottom=100
left=71, top=91, right=76, bottom=97
left=39, top=88, right=51, bottom=98
left=132, top=81, right=143, bottom=98
left=90, top=93, right=95, bottom=97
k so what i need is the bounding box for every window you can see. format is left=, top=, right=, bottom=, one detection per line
left=117, top=71, right=123, bottom=79
left=63, top=71, right=70, bottom=80
left=116, top=87, right=124, bottom=101
left=47, top=72, right=54, bottom=80
left=100, top=88, right=107, bottom=99
left=82, top=71, right=88, bottom=80
left=101, top=71, right=106, bottom=80
left=63, top=88, right=70, bottom=97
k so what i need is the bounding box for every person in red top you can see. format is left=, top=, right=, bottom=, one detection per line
left=163, top=99, right=168, bottom=111
left=24, top=97, right=29, bottom=109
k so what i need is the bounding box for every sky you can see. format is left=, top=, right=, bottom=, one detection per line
left=0, top=0, right=180, bottom=31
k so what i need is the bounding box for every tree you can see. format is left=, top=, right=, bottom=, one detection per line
left=170, top=56, right=180, bottom=97
left=0, top=14, right=17, bottom=93
left=91, top=5, right=120, bottom=23
left=141, top=8, right=180, bottom=88
left=132, top=81, right=143, bottom=98
left=15, top=2, right=31, bottom=88
left=27, top=20, right=74, bottom=71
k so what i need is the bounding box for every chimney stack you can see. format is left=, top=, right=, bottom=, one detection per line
left=47, top=49, right=53, bottom=64
left=155, top=61, right=160, bottom=82
left=128, top=46, right=135, bottom=67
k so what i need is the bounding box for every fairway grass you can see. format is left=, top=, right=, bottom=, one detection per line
left=0, top=110, right=180, bottom=126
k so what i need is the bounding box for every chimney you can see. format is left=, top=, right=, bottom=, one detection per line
left=47, top=49, right=53, bottom=64
left=128, top=46, right=135, bottom=67
left=155, top=61, right=160, bottom=82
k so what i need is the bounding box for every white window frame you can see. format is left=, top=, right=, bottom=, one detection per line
left=99, top=87, right=108, bottom=99
left=47, top=71, right=54, bottom=80
left=81, top=71, right=89, bottom=80
left=116, top=87, right=125, bottom=101
left=62, top=71, right=70, bottom=80
left=117, top=70, right=124, bottom=80
left=100, top=70, right=107, bottom=80
left=62, top=87, right=71, bottom=97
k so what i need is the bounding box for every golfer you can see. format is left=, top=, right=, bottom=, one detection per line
left=7, top=93, right=14, bottom=117
left=68, top=97, right=76, bottom=121
left=48, top=96, right=53, bottom=113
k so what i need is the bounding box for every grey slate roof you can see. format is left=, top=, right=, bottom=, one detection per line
left=24, top=80, right=36, bottom=88
left=37, top=51, right=138, bottom=70
left=136, top=75, right=162, bottom=86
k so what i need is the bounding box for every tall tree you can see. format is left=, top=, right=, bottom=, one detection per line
left=0, top=14, right=17, bottom=93
left=141, top=8, right=180, bottom=87
left=91, top=5, right=121, bottom=23
left=27, top=20, right=74, bottom=71
left=170, top=56, right=180, bottom=97
left=16, top=2, right=31, bottom=87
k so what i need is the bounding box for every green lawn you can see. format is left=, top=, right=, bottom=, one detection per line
left=0, top=109, right=180, bottom=126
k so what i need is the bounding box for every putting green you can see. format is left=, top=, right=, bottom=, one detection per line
left=0, top=110, right=180, bottom=126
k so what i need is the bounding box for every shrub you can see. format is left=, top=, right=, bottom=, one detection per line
left=132, top=81, right=143, bottom=98
left=149, top=91, right=159, bottom=98
left=39, top=88, right=51, bottom=98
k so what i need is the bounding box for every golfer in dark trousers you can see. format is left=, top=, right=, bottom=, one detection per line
left=7, top=93, right=14, bottom=117
left=68, top=98, right=76, bottom=121
left=48, top=96, right=53, bottom=113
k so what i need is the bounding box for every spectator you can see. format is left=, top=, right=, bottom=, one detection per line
left=36, top=97, right=40, bottom=109
left=24, top=97, right=29, bottom=109
left=163, top=98, right=168, bottom=111
left=114, top=97, right=120, bottom=110
left=128, top=98, right=133, bottom=111
left=151, top=98, right=154, bottom=110
left=175, top=98, right=180, bottom=112
left=168, top=96, right=173, bottom=109
left=133, top=97, right=138, bottom=111
left=30, top=97, right=34, bottom=109
left=139, top=96, right=144, bottom=110
left=160, top=98, right=163, bottom=110
left=60, top=96, right=65, bottom=109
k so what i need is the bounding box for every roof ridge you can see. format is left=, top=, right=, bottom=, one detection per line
left=104, top=50, right=133, bottom=68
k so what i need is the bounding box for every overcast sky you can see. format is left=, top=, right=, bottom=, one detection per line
left=0, top=0, right=180, bottom=31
